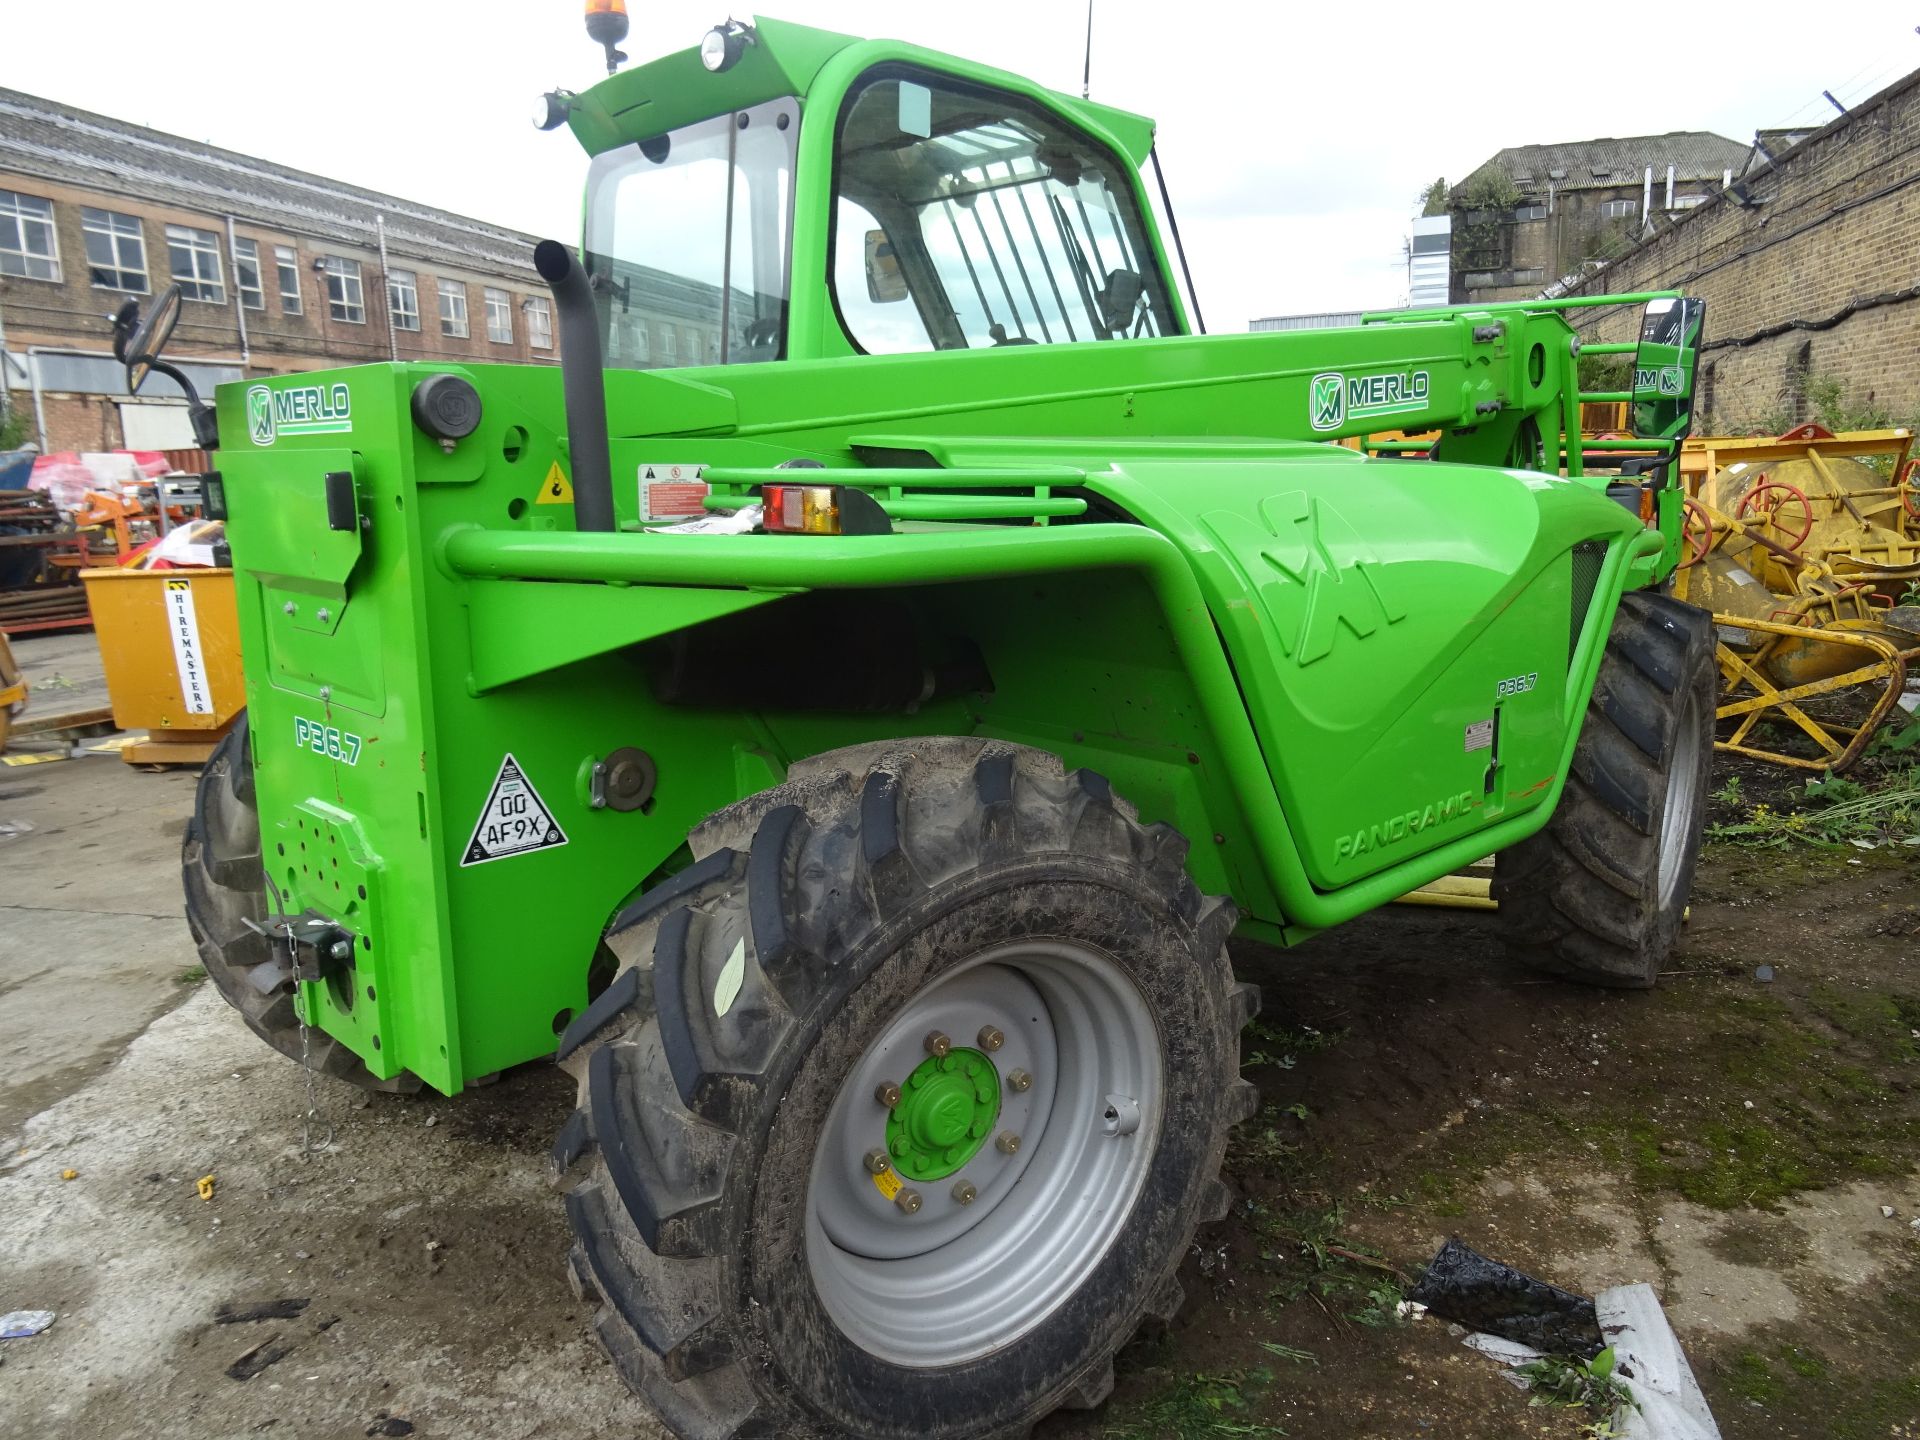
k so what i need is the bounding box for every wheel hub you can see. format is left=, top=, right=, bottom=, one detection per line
left=889, top=1048, right=999, bottom=1178
left=805, top=943, right=1163, bottom=1368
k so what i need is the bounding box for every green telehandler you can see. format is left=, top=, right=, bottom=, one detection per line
left=118, top=11, right=1714, bottom=1437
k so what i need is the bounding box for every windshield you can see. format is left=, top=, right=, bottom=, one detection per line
left=832, top=70, right=1177, bottom=354
left=584, top=96, right=796, bottom=369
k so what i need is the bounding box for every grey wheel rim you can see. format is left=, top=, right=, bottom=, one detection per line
left=804, top=939, right=1163, bottom=1368
left=1657, top=686, right=1704, bottom=909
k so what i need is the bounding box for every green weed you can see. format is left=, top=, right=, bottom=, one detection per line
left=174, top=965, right=208, bottom=985
left=1101, top=1367, right=1284, bottom=1438
left=1707, top=764, right=1920, bottom=849
left=1519, top=1347, right=1636, bottom=1434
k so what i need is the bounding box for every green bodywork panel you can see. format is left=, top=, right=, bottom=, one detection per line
left=210, top=19, right=1687, bottom=1093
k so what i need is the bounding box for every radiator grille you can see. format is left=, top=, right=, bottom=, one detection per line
left=1569, top=541, right=1608, bottom=663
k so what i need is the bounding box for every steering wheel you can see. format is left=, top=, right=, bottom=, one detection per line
left=1735, top=479, right=1815, bottom=552
left=1680, top=497, right=1715, bottom=568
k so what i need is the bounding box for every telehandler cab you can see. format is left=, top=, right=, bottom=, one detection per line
left=121, top=12, right=1714, bottom=1437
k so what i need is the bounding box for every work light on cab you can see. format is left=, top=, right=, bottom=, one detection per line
left=700, top=21, right=754, bottom=72
left=760, top=484, right=890, bottom=535
left=532, top=91, right=572, bottom=131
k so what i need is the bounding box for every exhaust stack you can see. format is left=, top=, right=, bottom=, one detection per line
left=533, top=239, right=616, bottom=534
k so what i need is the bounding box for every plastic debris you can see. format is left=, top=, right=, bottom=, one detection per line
left=0, top=1311, right=56, bottom=1339
left=1754, top=965, right=1775, bottom=983
left=59, top=1168, right=77, bottom=1181
left=1407, top=1238, right=1603, bottom=1356
left=197, top=1174, right=217, bottom=1201
left=225, top=1335, right=292, bottom=1381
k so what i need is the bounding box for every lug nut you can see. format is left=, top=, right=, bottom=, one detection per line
left=894, top=1188, right=923, bottom=1215
left=996, top=1131, right=1021, bottom=1155
left=864, top=1149, right=892, bottom=1175
left=874, top=1080, right=902, bottom=1109
left=924, top=1030, right=952, bottom=1058
left=976, top=1025, right=1004, bottom=1052
left=951, top=1179, right=977, bottom=1205
left=1006, top=1068, right=1033, bottom=1093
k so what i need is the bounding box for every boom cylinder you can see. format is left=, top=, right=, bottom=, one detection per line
left=533, top=239, right=616, bottom=533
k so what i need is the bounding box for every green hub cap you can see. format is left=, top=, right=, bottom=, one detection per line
left=886, top=1047, right=1000, bottom=1179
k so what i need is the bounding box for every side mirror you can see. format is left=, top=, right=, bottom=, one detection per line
left=122, top=283, right=185, bottom=394
left=1099, top=269, right=1145, bottom=336
left=114, top=283, right=219, bottom=449
left=1630, top=296, right=1704, bottom=443
left=864, top=229, right=908, bottom=303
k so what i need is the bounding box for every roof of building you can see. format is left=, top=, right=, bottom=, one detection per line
left=0, top=87, right=540, bottom=277
left=1461, top=131, right=1749, bottom=195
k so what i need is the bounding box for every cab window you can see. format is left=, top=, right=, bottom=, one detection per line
left=831, top=70, right=1176, bottom=354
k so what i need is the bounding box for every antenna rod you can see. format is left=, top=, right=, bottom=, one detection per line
left=1082, top=1, right=1093, bottom=99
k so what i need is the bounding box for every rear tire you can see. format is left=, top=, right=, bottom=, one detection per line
left=182, top=711, right=416, bottom=1091
left=1492, top=591, right=1715, bottom=987
left=553, top=738, right=1259, bottom=1439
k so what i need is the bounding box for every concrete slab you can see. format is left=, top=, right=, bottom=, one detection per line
left=1, top=630, right=204, bottom=1141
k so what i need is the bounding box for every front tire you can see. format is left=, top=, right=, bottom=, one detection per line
left=553, top=738, right=1259, bottom=1438
left=1492, top=590, right=1716, bottom=987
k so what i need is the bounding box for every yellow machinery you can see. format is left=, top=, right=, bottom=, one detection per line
left=1676, top=426, right=1920, bottom=771
left=0, top=633, right=24, bottom=751
left=78, top=567, right=243, bottom=764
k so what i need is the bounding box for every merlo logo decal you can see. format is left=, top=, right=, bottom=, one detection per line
left=1309, top=373, right=1345, bottom=430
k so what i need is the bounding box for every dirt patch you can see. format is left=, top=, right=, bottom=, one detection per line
left=0, top=992, right=652, bottom=1439
left=1044, top=842, right=1920, bottom=1439
left=3, top=828, right=1916, bottom=1438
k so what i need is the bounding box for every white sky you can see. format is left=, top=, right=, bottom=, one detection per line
left=7, top=1, right=1917, bottom=328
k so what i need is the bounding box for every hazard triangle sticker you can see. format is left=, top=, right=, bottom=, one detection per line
left=461, top=753, right=568, bottom=866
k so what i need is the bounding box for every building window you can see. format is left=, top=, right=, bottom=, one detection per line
left=1512, top=204, right=1547, bottom=222
left=1672, top=194, right=1708, bottom=210
left=1512, top=267, right=1545, bottom=285
left=1464, top=271, right=1497, bottom=288
left=484, top=287, right=513, bottom=344
left=636, top=321, right=650, bottom=360
left=663, top=327, right=677, bottom=360
left=324, top=256, right=365, bottom=323
left=0, top=189, right=61, bottom=281
left=388, top=268, right=419, bottom=331
left=1600, top=198, right=1638, bottom=219
left=438, top=279, right=469, bottom=338
left=166, top=224, right=225, bottom=302
left=81, top=207, right=147, bottom=292
left=275, top=245, right=303, bottom=314
left=525, top=296, right=552, bottom=349
left=232, top=236, right=265, bottom=310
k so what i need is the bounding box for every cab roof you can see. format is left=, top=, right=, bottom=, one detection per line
left=567, top=15, right=1158, bottom=166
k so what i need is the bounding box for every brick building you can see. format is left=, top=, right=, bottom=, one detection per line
left=1448, top=131, right=1749, bottom=304
left=0, top=86, right=561, bottom=454
left=1558, top=68, right=1920, bottom=431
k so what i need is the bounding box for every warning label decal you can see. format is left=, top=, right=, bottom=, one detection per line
left=535, top=460, right=573, bottom=505
left=638, top=462, right=709, bottom=522
left=460, top=753, right=568, bottom=866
